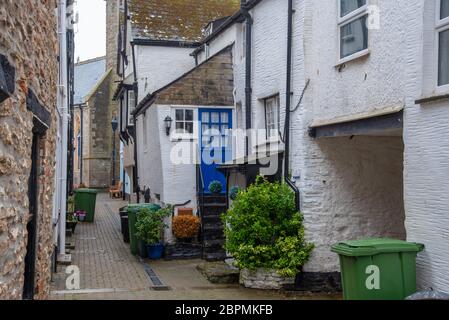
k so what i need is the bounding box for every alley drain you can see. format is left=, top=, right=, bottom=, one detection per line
left=143, top=262, right=171, bottom=291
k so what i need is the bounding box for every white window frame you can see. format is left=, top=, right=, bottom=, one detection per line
left=337, top=0, right=370, bottom=65
left=171, top=107, right=196, bottom=141
left=435, top=0, right=449, bottom=92
left=127, top=90, right=135, bottom=126
left=264, top=96, right=280, bottom=140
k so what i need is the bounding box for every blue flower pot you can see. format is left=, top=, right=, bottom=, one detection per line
left=146, top=243, right=164, bottom=260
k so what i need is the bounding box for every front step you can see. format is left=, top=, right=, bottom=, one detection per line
left=200, top=194, right=228, bottom=261
left=203, top=251, right=227, bottom=262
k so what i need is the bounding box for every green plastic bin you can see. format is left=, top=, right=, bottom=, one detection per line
left=74, top=189, right=98, bottom=223
left=331, top=238, right=424, bottom=300
left=127, top=204, right=161, bottom=256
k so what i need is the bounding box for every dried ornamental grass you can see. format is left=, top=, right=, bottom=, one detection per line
left=172, top=215, right=201, bottom=239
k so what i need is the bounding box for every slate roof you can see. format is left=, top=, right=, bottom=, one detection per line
left=128, top=0, right=240, bottom=42
left=74, top=57, right=106, bottom=105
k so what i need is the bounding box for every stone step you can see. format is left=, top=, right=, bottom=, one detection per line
left=202, top=215, right=222, bottom=224
left=202, top=221, right=224, bottom=229
left=196, top=262, right=240, bottom=284
left=203, top=239, right=225, bottom=249
left=203, top=203, right=227, bottom=208
left=201, top=195, right=227, bottom=204
left=203, top=232, right=225, bottom=243
left=203, top=251, right=227, bottom=262
left=201, top=206, right=227, bottom=216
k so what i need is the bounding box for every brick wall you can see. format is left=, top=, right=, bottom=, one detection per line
left=0, top=0, right=58, bottom=299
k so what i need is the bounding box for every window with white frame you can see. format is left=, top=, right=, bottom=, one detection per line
left=127, top=90, right=135, bottom=126
left=338, top=0, right=369, bottom=60
left=437, top=0, right=449, bottom=87
left=264, top=96, right=280, bottom=139
left=175, top=109, right=194, bottom=135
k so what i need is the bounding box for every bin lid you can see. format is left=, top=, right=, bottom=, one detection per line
left=127, top=204, right=161, bottom=214
left=331, top=238, right=424, bottom=257
left=74, top=188, right=98, bottom=194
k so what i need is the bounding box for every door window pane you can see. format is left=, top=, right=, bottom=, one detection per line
left=439, top=29, right=449, bottom=86
left=202, top=112, right=209, bottom=123
left=340, top=0, right=366, bottom=17
left=211, top=112, right=219, bottom=123
left=221, top=112, right=229, bottom=123
left=441, top=0, right=449, bottom=19
left=340, top=15, right=368, bottom=58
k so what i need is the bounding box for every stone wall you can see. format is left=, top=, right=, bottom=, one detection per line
left=84, top=71, right=114, bottom=188
left=0, top=0, right=58, bottom=299
left=156, top=46, right=234, bottom=106
left=106, top=0, right=120, bottom=188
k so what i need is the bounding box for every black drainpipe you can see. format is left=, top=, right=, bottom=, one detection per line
left=131, top=42, right=140, bottom=203
left=284, top=0, right=300, bottom=211
left=242, top=2, right=253, bottom=161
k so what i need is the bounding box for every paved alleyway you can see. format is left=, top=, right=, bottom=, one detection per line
left=50, top=194, right=340, bottom=300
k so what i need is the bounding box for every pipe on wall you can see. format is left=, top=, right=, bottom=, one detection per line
left=283, top=0, right=300, bottom=211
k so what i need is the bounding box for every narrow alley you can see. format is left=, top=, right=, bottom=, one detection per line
left=50, top=193, right=339, bottom=300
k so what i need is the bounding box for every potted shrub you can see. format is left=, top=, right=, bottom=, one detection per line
left=66, top=212, right=78, bottom=234
left=172, top=215, right=201, bottom=242
left=229, top=186, right=241, bottom=201
left=222, top=176, right=314, bottom=290
left=208, top=180, right=223, bottom=194
left=135, top=206, right=172, bottom=259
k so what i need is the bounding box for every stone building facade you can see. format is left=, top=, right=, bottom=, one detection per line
left=0, top=0, right=59, bottom=299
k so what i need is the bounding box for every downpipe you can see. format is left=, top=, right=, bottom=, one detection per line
left=57, top=0, right=69, bottom=255
left=283, top=0, right=300, bottom=212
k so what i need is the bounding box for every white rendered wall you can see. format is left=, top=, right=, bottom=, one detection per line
left=290, top=0, right=409, bottom=273
left=403, top=0, right=449, bottom=293
left=135, top=46, right=195, bottom=103
left=197, top=24, right=238, bottom=64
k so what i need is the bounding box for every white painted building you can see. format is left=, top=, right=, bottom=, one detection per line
left=113, top=0, right=449, bottom=292
left=201, top=0, right=449, bottom=292
left=114, top=0, right=240, bottom=202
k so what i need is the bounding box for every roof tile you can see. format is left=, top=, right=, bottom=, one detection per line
left=129, top=0, right=240, bottom=42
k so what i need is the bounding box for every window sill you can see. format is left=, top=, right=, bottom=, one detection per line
left=170, top=136, right=197, bottom=143
left=415, top=92, right=449, bottom=105
left=335, top=49, right=370, bottom=69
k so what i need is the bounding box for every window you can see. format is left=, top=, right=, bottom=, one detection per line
left=338, top=0, right=368, bottom=60
left=127, top=90, right=135, bottom=126
left=264, top=96, right=280, bottom=139
left=241, top=23, right=247, bottom=61
left=437, top=0, right=449, bottom=86
left=175, top=109, right=194, bottom=135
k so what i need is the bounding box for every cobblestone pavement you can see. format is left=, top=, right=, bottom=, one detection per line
left=50, top=194, right=340, bottom=300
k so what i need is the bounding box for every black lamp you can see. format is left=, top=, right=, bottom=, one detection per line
left=164, top=116, right=173, bottom=136
left=111, top=116, right=118, bottom=132
left=111, top=116, right=118, bottom=186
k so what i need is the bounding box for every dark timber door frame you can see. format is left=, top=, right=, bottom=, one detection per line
left=23, top=89, right=51, bottom=300
left=23, top=133, right=40, bottom=300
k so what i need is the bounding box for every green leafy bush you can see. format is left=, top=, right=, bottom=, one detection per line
left=222, top=176, right=314, bottom=277
left=136, top=206, right=172, bottom=245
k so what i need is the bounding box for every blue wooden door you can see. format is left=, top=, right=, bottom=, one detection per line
left=199, top=109, right=232, bottom=194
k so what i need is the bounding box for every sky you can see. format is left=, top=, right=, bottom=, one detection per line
left=74, top=0, right=106, bottom=62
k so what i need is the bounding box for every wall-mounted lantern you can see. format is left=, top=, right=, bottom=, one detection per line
left=164, top=116, right=173, bottom=136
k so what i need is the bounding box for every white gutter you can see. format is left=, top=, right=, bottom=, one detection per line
left=57, top=0, right=69, bottom=255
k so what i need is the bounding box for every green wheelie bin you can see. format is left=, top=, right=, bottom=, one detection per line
left=74, top=189, right=98, bottom=222
left=331, top=238, right=424, bottom=300
left=127, top=204, right=161, bottom=256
